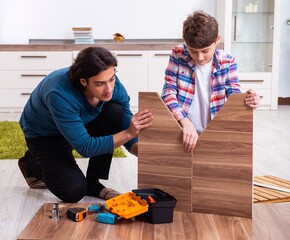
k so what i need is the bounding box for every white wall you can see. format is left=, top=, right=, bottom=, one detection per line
left=0, top=0, right=216, bottom=44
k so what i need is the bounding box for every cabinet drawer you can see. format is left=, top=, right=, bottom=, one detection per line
left=239, top=72, right=271, bottom=89
left=0, top=70, right=51, bottom=88
left=0, top=89, right=33, bottom=109
left=239, top=79, right=271, bottom=89
left=0, top=52, right=72, bottom=70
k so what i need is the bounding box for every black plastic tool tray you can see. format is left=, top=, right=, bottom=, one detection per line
left=132, top=188, right=177, bottom=224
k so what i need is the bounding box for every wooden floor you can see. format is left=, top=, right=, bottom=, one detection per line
left=0, top=106, right=290, bottom=239
left=17, top=202, right=290, bottom=240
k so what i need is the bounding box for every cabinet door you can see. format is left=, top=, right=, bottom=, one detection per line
left=231, top=1, right=274, bottom=73
left=0, top=89, right=33, bottom=112
left=221, top=0, right=280, bottom=110
left=148, top=51, right=171, bottom=95
left=112, top=51, right=148, bottom=112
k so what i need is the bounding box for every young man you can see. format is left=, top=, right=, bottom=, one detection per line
left=161, top=10, right=260, bottom=153
left=19, top=47, right=153, bottom=202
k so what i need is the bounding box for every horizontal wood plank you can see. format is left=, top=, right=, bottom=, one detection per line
left=192, top=189, right=252, bottom=217
left=138, top=163, right=192, bottom=177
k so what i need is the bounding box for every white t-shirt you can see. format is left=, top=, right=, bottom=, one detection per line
left=187, top=59, right=212, bottom=135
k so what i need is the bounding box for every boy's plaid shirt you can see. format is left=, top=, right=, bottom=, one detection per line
left=161, top=44, right=241, bottom=121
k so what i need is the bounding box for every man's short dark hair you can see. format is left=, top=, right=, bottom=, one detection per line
left=69, top=47, right=117, bottom=90
left=183, top=10, right=219, bottom=49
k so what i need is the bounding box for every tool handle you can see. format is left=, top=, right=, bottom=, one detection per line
left=97, top=213, right=118, bottom=224
left=147, top=195, right=156, bottom=203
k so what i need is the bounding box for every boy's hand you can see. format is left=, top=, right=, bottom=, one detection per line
left=245, top=89, right=260, bottom=109
left=179, top=118, right=198, bottom=152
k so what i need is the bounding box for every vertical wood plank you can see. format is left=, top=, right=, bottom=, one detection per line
left=192, top=93, right=253, bottom=218
left=138, top=92, right=193, bottom=212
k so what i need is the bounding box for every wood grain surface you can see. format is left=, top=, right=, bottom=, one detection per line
left=138, top=92, right=193, bottom=212
left=192, top=93, right=253, bottom=218
left=17, top=202, right=290, bottom=240
left=254, top=175, right=290, bottom=203
left=138, top=92, right=253, bottom=217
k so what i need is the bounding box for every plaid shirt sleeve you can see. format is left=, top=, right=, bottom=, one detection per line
left=225, top=60, right=241, bottom=97
left=210, top=51, right=241, bottom=117
left=161, top=46, right=188, bottom=121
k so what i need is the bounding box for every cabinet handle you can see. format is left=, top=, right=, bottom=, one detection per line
left=240, top=80, right=264, bottom=83
left=21, top=93, right=32, bottom=96
left=234, top=15, right=237, bottom=41
left=154, top=53, right=170, bottom=57
left=116, top=54, right=142, bottom=57
left=21, top=74, right=47, bottom=77
left=21, top=55, right=47, bottom=58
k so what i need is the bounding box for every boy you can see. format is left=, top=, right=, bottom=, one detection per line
left=161, top=10, right=260, bottom=152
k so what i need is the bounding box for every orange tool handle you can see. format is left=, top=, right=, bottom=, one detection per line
left=147, top=195, right=156, bottom=203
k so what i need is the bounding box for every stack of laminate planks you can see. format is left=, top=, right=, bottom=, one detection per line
left=254, top=175, right=290, bottom=203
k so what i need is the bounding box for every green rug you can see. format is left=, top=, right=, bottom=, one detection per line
left=0, top=121, right=126, bottom=159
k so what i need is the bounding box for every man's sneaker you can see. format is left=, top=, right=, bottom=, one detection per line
left=99, top=187, right=121, bottom=200
left=18, top=156, right=47, bottom=189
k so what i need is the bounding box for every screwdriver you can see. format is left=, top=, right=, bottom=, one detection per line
left=88, top=204, right=120, bottom=224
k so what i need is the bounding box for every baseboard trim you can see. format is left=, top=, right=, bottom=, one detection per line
left=278, top=97, right=290, bottom=105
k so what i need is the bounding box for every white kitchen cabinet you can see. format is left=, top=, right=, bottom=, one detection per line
left=0, top=51, right=72, bottom=112
left=0, top=49, right=173, bottom=114
left=147, top=50, right=171, bottom=95
left=218, top=0, right=280, bottom=110
left=112, top=51, right=148, bottom=113
left=239, top=72, right=272, bottom=109
left=72, top=51, right=80, bottom=61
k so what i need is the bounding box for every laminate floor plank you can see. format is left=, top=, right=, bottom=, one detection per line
left=19, top=202, right=290, bottom=240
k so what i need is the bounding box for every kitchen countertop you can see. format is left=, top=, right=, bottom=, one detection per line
left=0, top=39, right=185, bottom=51
left=0, top=39, right=224, bottom=51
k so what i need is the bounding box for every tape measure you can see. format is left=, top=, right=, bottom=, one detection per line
left=66, top=207, right=88, bottom=222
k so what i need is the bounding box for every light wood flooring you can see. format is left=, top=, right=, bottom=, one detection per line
left=0, top=106, right=290, bottom=239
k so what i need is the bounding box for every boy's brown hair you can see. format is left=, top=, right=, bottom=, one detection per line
left=183, top=10, right=219, bottom=49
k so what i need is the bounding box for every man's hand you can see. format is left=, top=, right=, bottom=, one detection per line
left=113, top=109, right=153, bottom=150
left=245, top=89, right=260, bottom=109
left=128, top=109, right=153, bottom=137
left=179, top=118, right=198, bottom=152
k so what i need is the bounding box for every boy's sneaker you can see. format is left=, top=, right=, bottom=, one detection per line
left=18, top=156, right=47, bottom=189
